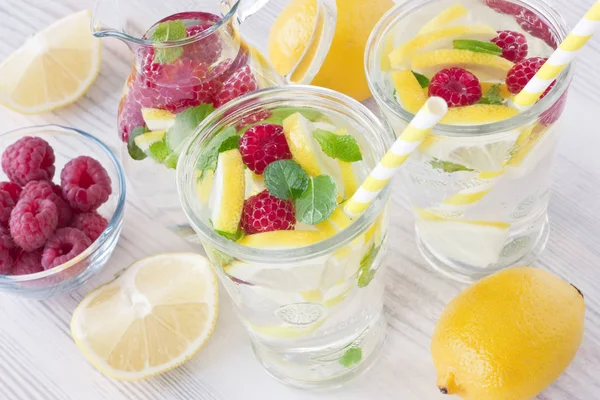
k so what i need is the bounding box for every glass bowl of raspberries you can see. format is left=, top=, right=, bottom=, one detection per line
left=0, top=125, right=125, bottom=299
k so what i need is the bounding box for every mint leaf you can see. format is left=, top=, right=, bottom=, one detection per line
left=453, top=40, right=502, bottom=56
left=196, top=127, right=238, bottom=172
left=430, top=158, right=474, bottom=173
left=313, top=129, right=362, bottom=162
left=164, top=152, right=179, bottom=169
left=358, top=245, right=381, bottom=288
left=412, top=71, right=430, bottom=88
left=477, top=84, right=504, bottom=105
left=152, top=20, right=187, bottom=64
left=167, top=104, right=215, bottom=153
left=127, top=126, right=148, bottom=161
left=218, top=135, right=240, bottom=153
left=339, top=348, right=362, bottom=368
left=148, top=136, right=170, bottom=163
left=264, top=160, right=309, bottom=200
left=295, top=175, right=338, bottom=225
left=215, top=229, right=245, bottom=241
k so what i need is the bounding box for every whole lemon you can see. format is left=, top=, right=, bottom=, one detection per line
left=431, top=266, right=585, bottom=400
left=267, top=0, right=394, bottom=101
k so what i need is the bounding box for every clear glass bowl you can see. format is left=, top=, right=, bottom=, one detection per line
left=0, top=125, right=126, bottom=299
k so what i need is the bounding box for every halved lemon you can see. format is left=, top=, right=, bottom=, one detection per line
left=411, top=49, right=514, bottom=81
left=70, top=253, right=218, bottom=381
left=418, top=4, right=470, bottom=35
left=392, top=70, right=428, bottom=114
left=389, top=25, right=497, bottom=68
left=142, top=108, right=176, bottom=132
left=209, top=149, right=245, bottom=234
left=0, top=10, right=101, bottom=114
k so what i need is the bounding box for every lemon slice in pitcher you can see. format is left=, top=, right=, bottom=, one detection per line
left=70, top=253, right=218, bottom=381
left=0, top=10, right=101, bottom=114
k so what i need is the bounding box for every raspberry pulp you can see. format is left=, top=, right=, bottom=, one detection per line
left=214, top=66, right=259, bottom=108
left=42, top=228, right=91, bottom=270
left=492, top=30, right=528, bottom=63
left=72, top=212, right=108, bottom=242
left=1, top=136, right=55, bottom=186
left=429, top=68, right=482, bottom=107
left=506, top=57, right=553, bottom=97
left=241, top=190, right=296, bottom=234
left=0, top=225, right=15, bottom=274
left=239, top=124, right=293, bottom=174
left=21, top=180, right=73, bottom=228
left=9, top=198, right=58, bottom=251
left=0, top=190, right=15, bottom=227
left=61, top=156, right=112, bottom=212
left=0, top=182, right=22, bottom=202
left=11, top=250, right=43, bottom=275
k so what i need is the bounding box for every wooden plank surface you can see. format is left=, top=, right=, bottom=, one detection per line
left=1, top=0, right=599, bottom=399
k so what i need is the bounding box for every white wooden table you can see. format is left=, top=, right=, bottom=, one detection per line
left=1, top=0, right=599, bottom=399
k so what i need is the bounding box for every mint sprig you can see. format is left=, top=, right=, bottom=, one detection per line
left=453, top=40, right=502, bottom=56
left=313, top=129, right=363, bottom=163
left=412, top=71, right=430, bottom=88
left=339, top=348, right=362, bottom=368
left=295, top=175, right=338, bottom=225
left=358, top=244, right=381, bottom=288
left=127, top=126, right=148, bottom=161
left=152, top=20, right=187, bottom=64
left=430, top=158, right=474, bottom=173
left=196, top=127, right=239, bottom=172
left=264, top=160, right=309, bottom=200
left=477, top=84, right=504, bottom=105
left=218, top=135, right=240, bottom=153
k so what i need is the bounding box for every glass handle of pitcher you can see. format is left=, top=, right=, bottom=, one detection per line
left=235, top=0, right=337, bottom=85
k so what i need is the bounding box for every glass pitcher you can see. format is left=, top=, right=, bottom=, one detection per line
left=91, top=0, right=336, bottom=234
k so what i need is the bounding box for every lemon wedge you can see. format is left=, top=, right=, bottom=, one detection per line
left=70, top=253, right=218, bottom=381
left=441, top=104, right=519, bottom=125
left=392, top=70, right=428, bottom=114
left=418, top=4, right=470, bottom=34
left=244, top=169, right=266, bottom=197
left=0, top=10, right=101, bottom=114
left=196, top=170, right=214, bottom=203
left=133, top=130, right=166, bottom=154
left=141, top=108, right=176, bottom=131
left=411, top=49, right=514, bottom=81
left=416, top=211, right=510, bottom=268
left=209, top=149, right=245, bottom=234
left=238, top=230, right=327, bottom=248
left=389, top=25, right=497, bottom=68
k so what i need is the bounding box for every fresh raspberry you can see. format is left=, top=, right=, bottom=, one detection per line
left=20, top=180, right=73, bottom=228
left=0, top=190, right=15, bottom=227
left=0, top=225, right=15, bottom=274
left=506, top=57, right=553, bottom=98
left=429, top=68, right=482, bottom=107
left=484, top=0, right=523, bottom=15
left=239, top=124, right=293, bottom=174
left=241, top=190, right=296, bottom=234
left=61, top=156, right=112, bottom=212
left=11, top=249, right=43, bottom=275
left=0, top=182, right=22, bottom=202
left=516, top=9, right=556, bottom=48
left=214, top=66, right=259, bottom=108
left=492, top=30, right=528, bottom=63
left=71, top=212, right=108, bottom=242
left=185, top=24, right=222, bottom=65
left=1, top=136, right=55, bottom=186
left=41, top=228, right=91, bottom=270
left=9, top=198, right=58, bottom=251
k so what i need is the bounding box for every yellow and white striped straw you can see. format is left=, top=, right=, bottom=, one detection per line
left=343, top=97, right=448, bottom=217
left=514, top=0, right=600, bottom=108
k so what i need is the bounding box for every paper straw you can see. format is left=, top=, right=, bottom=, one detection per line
left=513, top=1, right=600, bottom=108
left=343, top=97, right=448, bottom=217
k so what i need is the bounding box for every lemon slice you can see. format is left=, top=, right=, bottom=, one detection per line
left=142, top=108, right=176, bottom=131
left=421, top=130, right=519, bottom=172
left=389, top=25, right=497, bottom=68
left=418, top=4, right=470, bottom=35
left=480, top=82, right=511, bottom=99
left=416, top=211, right=510, bottom=268
left=133, top=130, right=166, bottom=154
left=244, top=169, right=266, bottom=197
left=209, top=149, right=245, bottom=234
left=392, top=70, right=428, bottom=114
left=70, top=253, right=218, bottom=381
left=0, top=11, right=101, bottom=114
left=411, top=49, right=514, bottom=81
left=238, top=230, right=327, bottom=248
left=441, top=104, right=519, bottom=125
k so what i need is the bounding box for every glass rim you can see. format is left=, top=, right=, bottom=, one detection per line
left=0, top=124, right=126, bottom=283
left=365, top=0, right=575, bottom=137
left=91, top=0, right=241, bottom=48
left=177, top=85, right=393, bottom=264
